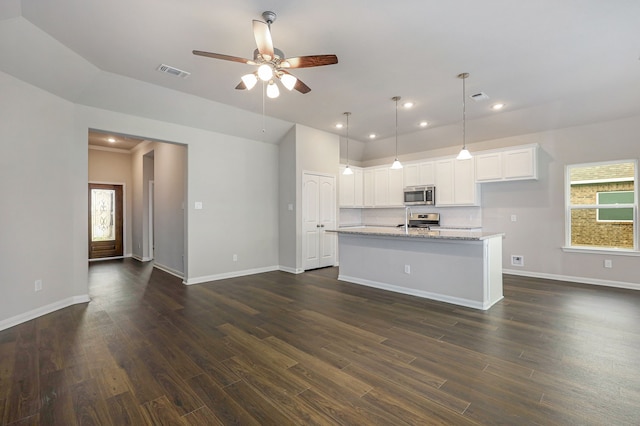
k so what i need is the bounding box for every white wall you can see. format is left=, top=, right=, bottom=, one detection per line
left=0, top=67, right=284, bottom=329
left=480, top=115, right=640, bottom=287
left=295, top=125, right=340, bottom=270
left=278, top=127, right=297, bottom=272
left=88, top=148, right=133, bottom=256
left=0, top=70, right=89, bottom=329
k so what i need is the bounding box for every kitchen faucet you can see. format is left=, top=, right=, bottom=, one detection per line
left=404, top=206, right=412, bottom=234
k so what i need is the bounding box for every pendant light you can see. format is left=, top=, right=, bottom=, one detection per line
left=456, top=73, right=472, bottom=160
left=390, top=96, right=403, bottom=169
left=342, top=112, right=354, bottom=175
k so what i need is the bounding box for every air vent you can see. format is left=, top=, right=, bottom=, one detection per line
left=470, top=92, right=490, bottom=101
left=157, top=64, right=190, bottom=78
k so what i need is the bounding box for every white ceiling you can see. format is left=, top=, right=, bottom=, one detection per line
left=6, top=0, right=640, bottom=154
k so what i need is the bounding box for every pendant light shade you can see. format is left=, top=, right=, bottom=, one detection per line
left=241, top=73, right=258, bottom=90
left=280, top=73, right=297, bottom=91
left=266, top=80, right=279, bottom=98
left=390, top=96, right=403, bottom=169
left=456, top=72, right=472, bottom=160
left=342, top=112, right=354, bottom=175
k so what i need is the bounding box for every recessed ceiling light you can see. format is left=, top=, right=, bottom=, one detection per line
left=403, top=101, right=414, bottom=108
left=369, top=133, right=376, bottom=139
left=491, top=103, right=505, bottom=110
left=335, top=123, right=343, bottom=129
left=419, top=121, right=428, bottom=127
left=107, top=137, right=116, bottom=143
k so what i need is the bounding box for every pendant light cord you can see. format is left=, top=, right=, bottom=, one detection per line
left=345, top=112, right=350, bottom=165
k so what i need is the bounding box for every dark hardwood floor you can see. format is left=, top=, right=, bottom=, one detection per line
left=1, top=259, right=640, bottom=425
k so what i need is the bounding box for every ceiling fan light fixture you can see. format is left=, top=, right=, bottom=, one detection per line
left=257, top=64, right=273, bottom=81
left=280, top=73, right=297, bottom=91
left=266, top=80, right=280, bottom=98
left=241, top=73, right=258, bottom=90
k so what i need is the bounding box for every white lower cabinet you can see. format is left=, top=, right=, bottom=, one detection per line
left=435, top=158, right=479, bottom=206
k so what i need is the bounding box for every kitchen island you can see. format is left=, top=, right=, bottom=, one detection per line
left=331, top=227, right=504, bottom=310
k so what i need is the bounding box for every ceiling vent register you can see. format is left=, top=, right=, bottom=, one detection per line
left=157, top=64, right=191, bottom=78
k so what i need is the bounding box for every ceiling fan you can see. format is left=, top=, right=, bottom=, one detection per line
left=193, top=11, right=338, bottom=98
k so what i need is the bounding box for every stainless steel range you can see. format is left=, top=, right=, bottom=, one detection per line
left=398, top=212, right=440, bottom=229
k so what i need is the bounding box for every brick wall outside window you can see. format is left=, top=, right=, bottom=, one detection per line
left=569, top=162, right=634, bottom=248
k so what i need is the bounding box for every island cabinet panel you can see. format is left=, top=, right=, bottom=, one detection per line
left=335, top=231, right=503, bottom=310
left=435, top=158, right=479, bottom=206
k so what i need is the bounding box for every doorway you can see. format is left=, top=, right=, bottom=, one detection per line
left=88, top=183, right=124, bottom=259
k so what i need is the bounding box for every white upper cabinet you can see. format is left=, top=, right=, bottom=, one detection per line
left=435, top=158, right=480, bottom=206
left=475, top=144, right=538, bottom=182
left=363, top=169, right=375, bottom=207
left=339, top=165, right=364, bottom=207
left=404, top=161, right=435, bottom=187
left=388, top=167, right=404, bottom=206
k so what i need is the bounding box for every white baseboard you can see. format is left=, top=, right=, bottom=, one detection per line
left=0, top=295, right=91, bottom=332
left=279, top=266, right=305, bottom=274
left=184, top=265, right=280, bottom=285
left=502, top=268, right=640, bottom=291
left=131, top=255, right=153, bottom=262
left=338, top=274, right=501, bottom=310
left=153, top=263, right=184, bottom=279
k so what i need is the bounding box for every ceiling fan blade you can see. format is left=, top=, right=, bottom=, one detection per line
left=252, top=20, right=275, bottom=61
left=282, top=54, right=338, bottom=69
left=193, top=50, right=255, bottom=65
left=235, top=81, right=247, bottom=90
left=279, top=69, right=311, bottom=93
left=292, top=77, right=311, bottom=94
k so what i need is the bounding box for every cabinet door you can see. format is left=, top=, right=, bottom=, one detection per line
left=418, top=162, right=435, bottom=185
left=435, top=159, right=455, bottom=205
left=374, top=167, right=389, bottom=206
left=388, top=167, right=404, bottom=206
left=338, top=165, right=355, bottom=207
left=475, top=152, right=503, bottom=182
left=504, top=148, right=536, bottom=179
left=403, top=164, right=419, bottom=187
left=318, top=176, right=336, bottom=268
left=354, top=168, right=364, bottom=207
left=363, top=169, right=375, bottom=207
left=453, top=158, right=477, bottom=205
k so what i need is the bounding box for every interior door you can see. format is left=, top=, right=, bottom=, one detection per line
left=302, top=174, right=320, bottom=270
left=88, top=183, right=123, bottom=259
left=302, top=173, right=336, bottom=270
left=318, top=176, right=336, bottom=267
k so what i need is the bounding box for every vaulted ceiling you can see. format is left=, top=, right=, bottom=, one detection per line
left=3, top=1, right=640, bottom=156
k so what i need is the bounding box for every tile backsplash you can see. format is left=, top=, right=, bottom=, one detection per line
left=339, top=206, right=482, bottom=228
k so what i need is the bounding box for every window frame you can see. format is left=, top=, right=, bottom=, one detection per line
left=564, top=159, right=638, bottom=254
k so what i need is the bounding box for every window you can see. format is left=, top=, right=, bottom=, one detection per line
left=565, top=160, right=637, bottom=251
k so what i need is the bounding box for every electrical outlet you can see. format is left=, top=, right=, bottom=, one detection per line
left=511, top=255, right=524, bottom=267
left=233, top=254, right=238, bottom=262
left=35, top=279, right=43, bottom=292
left=604, top=259, right=612, bottom=268
left=404, top=264, right=411, bottom=274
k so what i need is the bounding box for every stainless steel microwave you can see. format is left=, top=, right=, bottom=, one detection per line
left=403, top=186, right=435, bottom=205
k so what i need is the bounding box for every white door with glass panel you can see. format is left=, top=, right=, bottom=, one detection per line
left=89, top=183, right=124, bottom=259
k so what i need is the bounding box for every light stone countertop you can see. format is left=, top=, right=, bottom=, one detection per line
left=330, top=226, right=503, bottom=241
